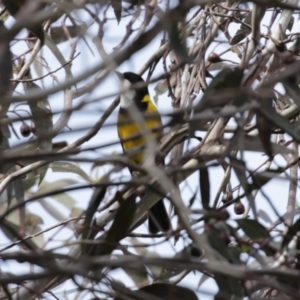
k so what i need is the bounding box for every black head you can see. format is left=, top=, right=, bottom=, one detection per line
left=117, top=71, right=150, bottom=110
left=123, top=72, right=144, bottom=83
left=122, top=72, right=149, bottom=96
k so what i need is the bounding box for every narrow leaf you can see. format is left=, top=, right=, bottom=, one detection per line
left=2, top=0, right=45, bottom=44
left=281, top=219, right=300, bottom=249
left=95, top=193, right=136, bottom=256
left=12, top=178, right=25, bottom=231
left=214, top=275, right=244, bottom=300
left=256, top=93, right=274, bottom=158
left=82, top=186, right=108, bottom=242
left=230, top=12, right=252, bottom=45
left=115, top=283, right=198, bottom=300
left=206, top=226, right=241, bottom=264
left=50, top=24, right=88, bottom=44
left=287, top=16, right=294, bottom=31
left=231, top=158, right=257, bottom=219
left=36, top=179, right=79, bottom=197
left=25, top=81, right=53, bottom=184
left=196, top=68, right=244, bottom=111
left=199, top=167, right=210, bottom=209
left=111, top=0, right=122, bottom=24
left=236, top=219, right=270, bottom=239
left=258, top=105, right=300, bottom=143
left=188, top=189, right=198, bottom=208
left=39, top=199, right=67, bottom=222
left=49, top=162, right=91, bottom=183
left=0, top=20, right=12, bottom=142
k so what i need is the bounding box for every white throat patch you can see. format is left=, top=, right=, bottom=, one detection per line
left=120, top=79, right=136, bottom=108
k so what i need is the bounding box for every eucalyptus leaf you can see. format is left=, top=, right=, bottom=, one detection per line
left=93, top=194, right=136, bottom=256
left=39, top=199, right=67, bottom=222
left=281, top=219, right=300, bottom=250
left=2, top=0, right=45, bottom=44
left=256, top=90, right=274, bottom=158
left=230, top=12, right=252, bottom=45
left=258, top=105, right=300, bottom=143
left=25, top=224, right=44, bottom=247
left=49, top=192, right=76, bottom=210
left=236, top=219, right=270, bottom=239
left=49, top=162, right=91, bottom=183
left=0, top=218, right=38, bottom=250
left=231, top=158, right=257, bottom=219
left=50, top=24, right=88, bottom=44
left=82, top=186, right=108, bottom=243
left=34, top=179, right=79, bottom=199
left=115, top=283, right=198, bottom=300
left=24, top=81, right=53, bottom=185
left=199, top=167, right=210, bottom=209
left=12, top=178, right=25, bottom=231
left=111, top=0, right=122, bottom=24
left=0, top=20, right=13, bottom=199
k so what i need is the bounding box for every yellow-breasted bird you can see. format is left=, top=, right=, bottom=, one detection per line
left=116, top=71, right=170, bottom=233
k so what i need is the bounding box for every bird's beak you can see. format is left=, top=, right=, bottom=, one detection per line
left=114, top=71, right=124, bottom=81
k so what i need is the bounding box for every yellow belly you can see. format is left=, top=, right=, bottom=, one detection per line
left=117, top=100, right=162, bottom=165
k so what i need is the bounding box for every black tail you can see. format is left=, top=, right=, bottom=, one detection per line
left=148, top=199, right=170, bottom=233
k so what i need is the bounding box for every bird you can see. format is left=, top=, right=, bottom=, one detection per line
left=116, top=71, right=171, bottom=233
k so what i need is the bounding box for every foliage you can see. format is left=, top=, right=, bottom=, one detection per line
left=0, top=0, right=300, bottom=299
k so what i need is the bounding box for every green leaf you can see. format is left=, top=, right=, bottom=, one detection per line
left=257, top=209, right=272, bottom=225
left=230, top=12, right=252, bottom=45
left=12, top=178, right=25, bottom=230
left=120, top=248, right=149, bottom=285
left=214, top=274, right=244, bottom=300
left=206, top=223, right=244, bottom=298
left=0, top=20, right=12, bottom=144
left=251, top=167, right=285, bottom=190
left=22, top=174, right=39, bottom=191
left=0, top=21, right=12, bottom=99
left=50, top=24, right=88, bottom=44
left=36, top=179, right=79, bottom=197
left=199, top=167, right=210, bottom=209
left=190, top=68, right=244, bottom=134
left=224, top=135, right=291, bottom=155
left=0, top=218, right=38, bottom=250
left=1, top=0, right=22, bottom=16
left=236, top=219, right=270, bottom=239
left=115, top=283, right=198, bottom=300
left=256, top=90, right=274, bottom=158
left=49, top=162, right=91, bottom=183
left=231, top=167, right=285, bottom=205
left=196, top=68, right=244, bottom=111
left=287, top=16, right=294, bottom=31
left=140, top=284, right=197, bottom=300
left=25, top=212, right=44, bottom=247
left=231, top=158, right=257, bottom=219
left=82, top=186, right=108, bottom=244
left=95, top=193, right=136, bottom=256
left=111, top=0, right=122, bottom=24
left=289, top=37, right=300, bottom=55
left=206, top=225, right=241, bottom=264
left=258, top=104, right=300, bottom=143
left=24, top=81, right=53, bottom=185
left=168, top=20, right=188, bottom=61
left=39, top=199, right=68, bottom=222
left=281, top=219, right=300, bottom=249
left=282, top=76, right=300, bottom=111
left=188, top=189, right=198, bottom=208
left=49, top=192, right=76, bottom=210
left=2, top=0, right=45, bottom=44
